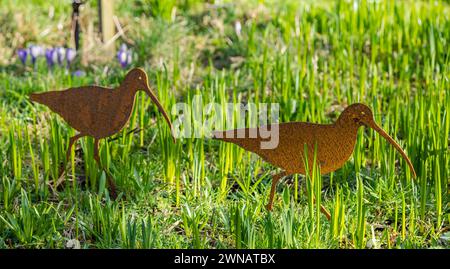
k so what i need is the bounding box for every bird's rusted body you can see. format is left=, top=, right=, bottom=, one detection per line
left=30, top=68, right=174, bottom=140
left=30, top=68, right=175, bottom=193
left=213, top=103, right=416, bottom=218
left=30, top=86, right=136, bottom=139
left=216, top=122, right=359, bottom=175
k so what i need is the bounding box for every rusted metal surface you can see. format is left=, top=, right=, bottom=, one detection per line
left=213, top=103, right=416, bottom=216
left=30, top=68, right=175, bottom=193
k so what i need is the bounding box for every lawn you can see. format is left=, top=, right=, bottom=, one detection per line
left=0, top=0, right=448, bottom=249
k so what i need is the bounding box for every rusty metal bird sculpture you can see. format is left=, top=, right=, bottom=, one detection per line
left=29, top=68, right=175, bottom=192
left=212, top=103, right=416, bottom=219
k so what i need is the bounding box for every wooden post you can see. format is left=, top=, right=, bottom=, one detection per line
left=71, top=0, right=84, bottom=51
left=98, top=0, right=115, bottom=57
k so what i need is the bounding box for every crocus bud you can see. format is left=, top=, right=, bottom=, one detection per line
left=66, top=48, right=77, bottom=66
left=117, top=47, right=128, bottom=68
left=235, top=21, right=242, bottom=37
left=17, top=49, right=28, bottom=65
left=45, top=48, right=56, bottom=68
left=56, top=47, right=66, bottom=65
left=29, top=45, right=43, bottom=65
left=126, top=51, right=133, bottom=66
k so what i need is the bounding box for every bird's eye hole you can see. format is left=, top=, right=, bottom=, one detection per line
left=139, top=76, right=142, bottom=80
left=361, top=111, right=365, bottom=116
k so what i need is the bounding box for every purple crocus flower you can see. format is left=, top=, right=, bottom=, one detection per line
left=117, top=46, right=128, bottom=68
left=45, top=48, right=57, bottom=68
left=17, top=49, right=28, bottom=65
left=29, top=45, right=43, bottom=65
left=126, top=51, right=132, bottom=66
left=56, top=47, right=66, bottom=65
left=117, top=44, right=132, bottom=68
left=72, top=70, right=86, bottom=77
left=66, top=48, right=77, bottom=66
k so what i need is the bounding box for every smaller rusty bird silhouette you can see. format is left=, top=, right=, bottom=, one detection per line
left=30, top=68, right=175, bottom=192
left=212, top=103, right=416, bottom=219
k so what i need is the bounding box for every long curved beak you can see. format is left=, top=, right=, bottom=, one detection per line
left=144, top=83, right=176, bottom=143
left=365, top=119, right=416, bottom=178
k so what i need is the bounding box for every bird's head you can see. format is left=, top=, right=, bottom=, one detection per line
left=125, top=67, right=176, bottom=143
left=341, top=103, right=375, bottom=127
left=339, top=103, right=416, bottom=178
left=125, top=68, right=150, bottom=93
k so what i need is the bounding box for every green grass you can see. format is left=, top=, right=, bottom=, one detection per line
left=0, top=0, right=449, bottom=249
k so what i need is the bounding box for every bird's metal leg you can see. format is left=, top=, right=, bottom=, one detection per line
left=264, top=171, right=331, bottom=220
left=58, top=133, right=84, bottom=178
left=311, top=195, right=331, bottom=221
left=319, top=203, right=331, bottom=221
left=266, top=171, right=287, bottom=211
left=94, top=139, right=117, bottom=198
left=93, top=138, right=101, bottom=166
left=306, top=173, right=331, bottom=221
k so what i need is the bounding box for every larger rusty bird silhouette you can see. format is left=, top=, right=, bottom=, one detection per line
left=30, top=68, right=175, bottom=192
left=212, top=103, right=416, bottom=219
